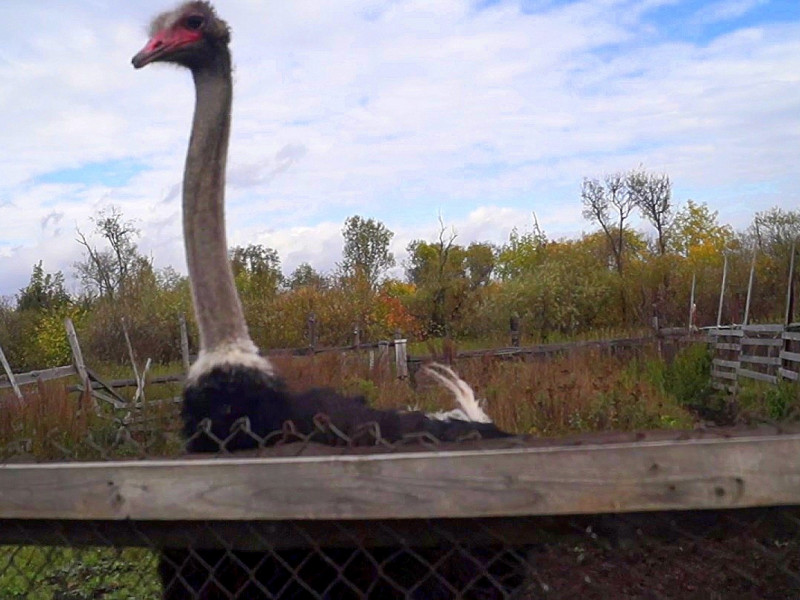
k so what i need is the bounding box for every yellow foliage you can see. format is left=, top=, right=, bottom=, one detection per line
left=33, top=306, right=85, bottom=368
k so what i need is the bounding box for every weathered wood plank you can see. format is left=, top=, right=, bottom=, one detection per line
left=712, top=359, right=739, bottom=370
left=779, top=368, right=799, bottom=381
left=65, top=373, right=182, bottom=393
left=781, top=350, right=800, bottom=364
left=0, top=365, right=76, bottom=390
left=741, top=337, right=783, bottom=347
left=784, top=331, right=800, bottom=342
left=714, top=342, right=741, bottom=351
left=707, top=328, right=744, bottom=337
left=85, top=367, right=128, bottom=406
left=711, top=368, right=737, bottom=381
left=0, top=343, right=23, bottom=401
left=64, top=318, right=88, bottom=383
left=64, top=317, right=99, bottom=413
left=743, top=324, right=785, bottom=333
left=2, top=435, right=800, bottom=521
left=657, top=327, right=694, bottom=337
left=738, top=368, right=778, bottom=384
left=179, top=314, right=191, bottom=374
left=739, top=355, right=781, bottom=367
left=395, top=338, right=408, bottom=379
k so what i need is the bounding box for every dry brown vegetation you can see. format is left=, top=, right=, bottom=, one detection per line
left=270, top=344, right=695, bottom=436
left=0, top=343, right=698, bottom=461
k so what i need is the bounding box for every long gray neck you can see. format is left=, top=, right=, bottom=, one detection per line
left=184, top=51, right=251, bottom=352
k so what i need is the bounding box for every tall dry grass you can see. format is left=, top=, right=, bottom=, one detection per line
left=0, top=377, right=182, bottom=461
left=272, top=345, right=695, bottom=436
left=1, top=343, right=695, bottom=461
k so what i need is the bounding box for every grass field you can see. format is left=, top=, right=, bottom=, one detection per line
left=0, top=546, right=160, bottom=599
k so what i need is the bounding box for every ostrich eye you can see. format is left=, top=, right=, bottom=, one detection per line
left=185, top=15, right=204, bottom=30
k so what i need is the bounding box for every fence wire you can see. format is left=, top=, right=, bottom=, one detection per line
left=2, top=402, right=800, bottom=598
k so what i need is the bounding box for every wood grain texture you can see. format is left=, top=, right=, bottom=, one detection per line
left=0, top=343, right=23, bottom=400
left=2, top=435, right=800, bottom=522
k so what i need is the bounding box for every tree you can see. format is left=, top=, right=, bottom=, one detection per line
left=230, top=244, right=282, bottom=283
left=496, top=215, right=548, bottom=280
left=581, top=173, right=636, bottom=274
left=230, top=244, right=283, bottom=298
left=405, top=221, right=473, bottom=336
left=339, top=216, right=395, bottom=288
left=16, top=262, right=71, bottom=312
left=286, top=262, right=327, bottom=290
left=669, top=200, right=733, bottom=258
left=628, top=168, right=673, bottom=255
left=749, top=207, right=800, bottom=256
left=464, top=242, right=495, bottom=289
left=74, top=207, right=149, bottom=299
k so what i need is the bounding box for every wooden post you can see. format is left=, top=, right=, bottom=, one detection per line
left=306, top=313, right=317, bottom=351
left=394, top=336, right=408, bottom=380
left=179, top=314, right=190, bottom=374
left=688, top=273, right=696, bottom=331
left=782, top=241, right=797, bottom=382
left=786, top=240, right=796, bottom=326
left=133, top=358, right=152, bottom=404
left=121, top=319, right=140, bottom=386
left=743, top=251, right=756, bottom=326
left=717, top=254, right=728, bottom=327
left=0, top=342, right=23, bottom=403
left=509, top=312, right=521, bottom=347
left=377, top=340, right=389, bottom=376
left=64, top=318, right=97, bottom=412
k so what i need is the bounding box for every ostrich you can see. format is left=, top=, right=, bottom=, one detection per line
left=133, top=2, right=522, bottom=597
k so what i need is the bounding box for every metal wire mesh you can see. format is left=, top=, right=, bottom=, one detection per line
left=2, top=510, right=800, bottom=598
left=2, top=400, right=800, bottom=598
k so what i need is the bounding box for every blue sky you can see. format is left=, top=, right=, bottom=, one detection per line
left=0, top=0, right=798, bottom=297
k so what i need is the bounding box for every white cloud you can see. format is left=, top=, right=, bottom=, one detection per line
left=692, top=0, right=769, bottom=25
left=0, top=0, right=798, bottom=296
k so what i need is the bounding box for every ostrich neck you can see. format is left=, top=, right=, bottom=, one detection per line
left=184, top=53, right=251, bottom=352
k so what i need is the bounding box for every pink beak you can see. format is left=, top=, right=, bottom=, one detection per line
left=132, top=28, right=201, bottom=69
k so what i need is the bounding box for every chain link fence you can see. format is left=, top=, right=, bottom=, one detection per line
left=2, top=392, right=800, bottom=599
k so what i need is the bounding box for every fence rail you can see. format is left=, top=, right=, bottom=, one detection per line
left=3, top=432, right=800, bottom=522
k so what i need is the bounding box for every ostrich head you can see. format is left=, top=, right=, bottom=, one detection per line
left=132, top=1, right=230, bottom=70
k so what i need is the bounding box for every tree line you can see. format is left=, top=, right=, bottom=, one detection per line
left=1, top=168, right=798, bottom=371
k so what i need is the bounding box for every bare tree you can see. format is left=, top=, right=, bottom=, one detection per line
left=74, top=207, right=148, bottom=299
left=628, top=168, right=673, bottom=255
left=750, top=207, right=800, bottom=256
left=581, top=173, right=636, bottom=274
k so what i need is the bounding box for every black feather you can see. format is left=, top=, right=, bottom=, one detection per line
left=182, top=364, right=510, bottom=452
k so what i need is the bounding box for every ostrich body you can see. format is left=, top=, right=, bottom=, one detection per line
left=133, top=3, right=519, bottom=598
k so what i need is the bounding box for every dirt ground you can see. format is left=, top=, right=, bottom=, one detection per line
left=513, top=508, right=800, bottom=599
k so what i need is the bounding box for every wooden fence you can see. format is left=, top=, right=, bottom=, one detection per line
left=708, top=323, right=800, bottom=392
left=5, top=320, right=798, bottom=408
left=2, top=318, right=689, bottom=406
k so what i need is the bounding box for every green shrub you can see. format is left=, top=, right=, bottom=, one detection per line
left=737, top=379, right=800, bottom=422
left=664, top=343, right=713, bottom=406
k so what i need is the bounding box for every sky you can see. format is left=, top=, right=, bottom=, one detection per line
left=0, top=0, right=798, bottom=298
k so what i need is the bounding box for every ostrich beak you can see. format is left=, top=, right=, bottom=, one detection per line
left=132, top=28, right=201, bottom=69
